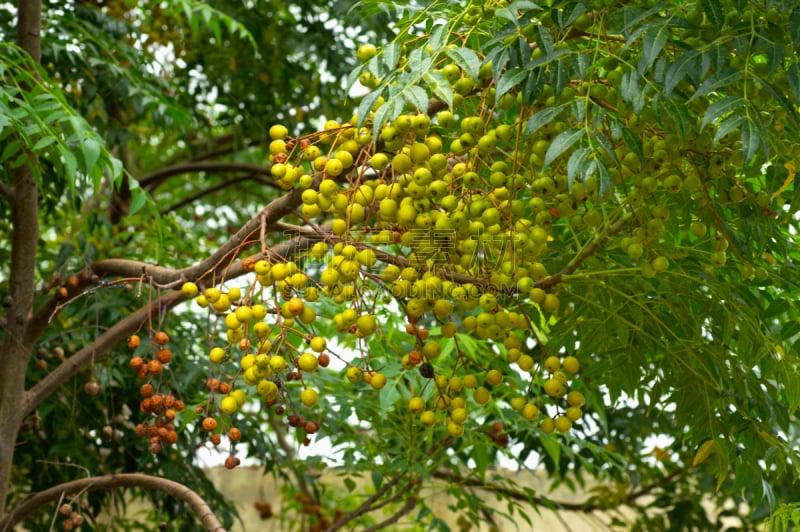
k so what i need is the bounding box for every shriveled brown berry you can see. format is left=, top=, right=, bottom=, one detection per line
left=318, top=353, right=330, bottom=367
left=218, top=382, right=231, bottom=395
left=148, top=359, right=163, bottom=375
left=228, top=427, right=241, bottom=442
left=155, top=348, right=172, bottom=364
left=165, top=430, right=178, bottom=444
left=59, top=503, right=72, bottom=516
left=202, top=417, right=217, bottom=432
left=153, top=331, right=170, bottom=345
left=130, top=356, right=144, bottom=369
left=127, top=335, right=141, bottom=349
left=304, top=421, right=319, bottom=434
left=35, top=359, right=47, bottom=371
left=224, top=456, right=240, bottom=469
left=210, top=433, right=222, bottom=446
left=84, top=381, right=101, bottom=396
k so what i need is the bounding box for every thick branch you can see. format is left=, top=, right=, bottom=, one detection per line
left=139, top=162, right=273, bottom=191
left=0, top=473, right=226, bottom=531
left=91, top=183, right=306, bottom=286
left=23, top=292, right=185, bottom=416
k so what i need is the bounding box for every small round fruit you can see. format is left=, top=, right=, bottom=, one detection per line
left=220, top=396, right=238, bottom=415
left=154, top=331, right=169, bottom=345
left=485, top=369, right=502, bottom=387
left=370, top=373, right=387, bottom=390
left=544, top=356, right=561, bottom=373
left=181, top=282, right=199, bottom=298
left=473, top=386, right=490, bottom=405
left=300, top=388, right=318, bottom=407
left=555, top=415, right=573, bottom=432
left=287, top=297, right=304, bottom=316
left=567, top=390, right=585, bottom=407
left=562, top=355, right=580, bottom=374
left=566, top=406, right=583, bottom=421
left=127, top=335, right=141, bottom=349
left=346, top=366, right=363, bottom=383
left=540, top=417, right=556, bottom=434
left=408, top=396, right=425, bottom=414
left=309, top=336, right=327, bottom=353
left=297, top=353, right=318, bottom=372
left=420, top=410, right=436, bottom=427
left=202, top=417, right=217, bottom=432
left=522, top=403, right=539, bottom=421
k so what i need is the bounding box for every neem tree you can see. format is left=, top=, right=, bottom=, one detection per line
left=1, top=0, right=800, bottom=530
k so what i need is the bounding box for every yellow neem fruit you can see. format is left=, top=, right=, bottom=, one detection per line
left=210, top=347, right=226, bottom=364
left=447, top=421, right=465, bottom=437
left=485, top=369, right=503, bottom=387
left=540, top=417, right=556, bottom=434
left=356, top=314, right=377, bottom=336
left=235, top=306, right=253, bottom=323
left=257, top=379, right=278, bottom=400
left=510, top=397, right=525, bottom=411
left=243, top=367, right=259, bottom=386
left=420, top=410, right=436, bottom=427
left=562, top=355, right=580, bottom=374
left=450, top=407, right=468, bottom=424
left=408, top=397, right=426, bottom=414
left=370, top=373, right=387, bottom=390
left=299, top=306, right=316, bottom=325
left=566, top=406, right=583, bottom=421
left=253, top=322, right=270, bottom=338
left=309, top=336, right=327, bottom=353
left=346, top=366, right=363, bottom=384
left=544, top=356, right=561, bottom=373
left=473, top=386, right=490, bottom=405
left=240, top=354, right=256, bottom=371
left=567, top=391, right=585, bottom=407
left=522, top=403, right=539, bottom=420
left=463, top=374, right=478, bottom=389
left=297, top=353, right=318, bottom=372
left=555, top=415, right=572, bottom=432
left=230, top=389, right=247, bottom=406
left=517, top=354, right=534, bottom=372
left=269, top=355, right=287, bottom=372
left=220, top=396, right=238, bottom=415
left=181, top=282, right=199, bottom=298
left=300, top=388, right=318, bottom=407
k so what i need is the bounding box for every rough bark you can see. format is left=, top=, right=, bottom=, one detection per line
left=0, top=473, right=227, bottom=531
left=0, top=0, right=41, bottom=517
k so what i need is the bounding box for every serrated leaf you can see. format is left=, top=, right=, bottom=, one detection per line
left=700, top=96, right=746, bottom=129
left=382, top=41, right=401, bottom=71
left=700, top=0, right=724, bottom=27
left=128, top=187, right=148, bottom=216
left=403, top=86, right=429, bottom=114
left=688, top=68, right=744, bottom=103
left=447, top=47, right=480, bottom=81
left=428, top=23, right=447, bottom=51
left=664, top=49, right=701, bottom=96
left=555, top=2, right=586, bottom=28
left=495, top=67, right=529, bottom=102
left=786, top=64, right=800, bottom=103
left=357, top=90, right=383, bottom=129
left=524, top=103, right=568, bottom=139
left=423, top=71, right=453, bottom=109
left=714, top=115, right=744, bottom=144
left=543, top=127, right=585, bottom=168
left=552, top=60, right=569, bottom=99
left=596, top=158, right=613, bottom=199
left=639, top=24, right=670, bottom=73
left=81, top=137, right=101, bottom=177
left=692, top=439, right=716, bottom=467
left=621, top=126, right=645, bottom=167
left=33, top=136, right=57, bottom=151
left=567, top=146, right=592, bottom=188
left=740, top=116, right=765, bottom=163
left=593, top=131, right=618, bottom=164
left=344, top=66, right=363, bottom=94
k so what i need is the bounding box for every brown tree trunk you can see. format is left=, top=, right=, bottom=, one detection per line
left=0, top=0, right=41, bottom=517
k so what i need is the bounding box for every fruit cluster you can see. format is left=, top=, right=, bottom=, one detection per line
left=127, top=332, right=186, bottom=454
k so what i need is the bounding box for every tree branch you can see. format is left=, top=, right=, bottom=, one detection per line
left=0, top=473, right=226, bottom=532
left=326, top=474, right=406, bottom=531
left=91, top=182, right=308, bottom=287
left=23, top=292, right=185, bottom=416
left=139, top=162, right=273, bottom=191
left=360, top=495, right=417, bottom=532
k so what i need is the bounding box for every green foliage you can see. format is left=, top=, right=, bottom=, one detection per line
left=2, top=0, right=800, bottom=530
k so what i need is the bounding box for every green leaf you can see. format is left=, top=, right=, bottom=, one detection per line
left=423, top=71, right=453, bottom=109
left=788, top=64, right=800, bottom=103
left=664, top=49, right=701, bottom=96
left=700, top=96, right=746, bottom=130
left=740, top=116, right=765, bottom=164
left=128, top=188, right=148, bottom=216
left=382, top=41, right=402, bottom=71
left=540, top=434, right=561, bottom=465
left=81, top=137, right=102, bottom=177
left=495, top=67, right=528, bottom=102
left=688, top=69, right=744, bottom=103
left=543, top=127, right=586, bottom=168
left=357, top=90, right=383, bottom=129
left=343, top=476, right=356, bottom=493
left=524, top=103, right=568, bottom=139
left=700, top=0, right=724, bottom=27
left=567, top=146, right=593, bottom=188
left=639, top=24, right=670, bottom=73
left=428, top=23, right=447, bottom=51
left=33, top=136, right=57, bottom=151
left=403, top=86, right=429, bottom=114
left=446, top=47, right=480, bottom=81
left=621, top=125, right=645, bottom=167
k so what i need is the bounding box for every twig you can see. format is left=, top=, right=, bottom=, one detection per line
left=360, top=495, right=417, bottom=532
left=0, top=181, right=13, bottom=202
left=139, top=162, right=273, bottom=191
left=0, top=473, right=226, bottom=532
left=326, top=474, right=406, bottom=531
